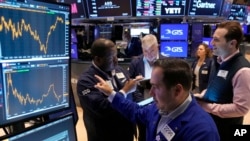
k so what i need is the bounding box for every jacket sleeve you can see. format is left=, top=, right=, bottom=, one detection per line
left=77, top=75, right=119, bottom=118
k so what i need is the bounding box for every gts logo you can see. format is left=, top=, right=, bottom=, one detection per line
left=166, top=46, right=183, bottom=52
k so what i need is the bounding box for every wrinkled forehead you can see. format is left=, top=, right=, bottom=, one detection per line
left=142, top=41, right=157, bottom=51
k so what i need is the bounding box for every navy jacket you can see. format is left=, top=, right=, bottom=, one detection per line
left=125, top=37, right=143, bottom=58
left=111, top=93, right=220, bottom=141
left=77, top=64, right=134, bottom=141
left=191, top=57, right=213, bottom=92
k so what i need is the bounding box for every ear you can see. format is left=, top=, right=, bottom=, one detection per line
left=174, top=84, right=183, bottom=97
left=94, top=56, right=101, bottom=65
left=230, top=39, right=237, bottom=47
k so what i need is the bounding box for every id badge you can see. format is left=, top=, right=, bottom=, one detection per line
left=160, top=124, right=175, bottom=141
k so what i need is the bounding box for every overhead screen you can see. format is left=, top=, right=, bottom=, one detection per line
left=228, top=4, right=247, bottom=21
left=160, top=23, right=189, bottom=58
left=202, top=37, right=213, bottom=48
left=136, top=0, right=187, bottom=17
left=58, top=0, right=86, bottom=19
left=160, top=24, right=189, bottom=40
left=86, top=0, right=132, bottom=19
left=188, top=0, right=224, bottom=16
left=220, top=0, right=233, bottom=18
left=160, top=41, right=188, bottom=57
left=0, top=0, right=71, bottom=127
left=130, top=27, right=150, bottom=37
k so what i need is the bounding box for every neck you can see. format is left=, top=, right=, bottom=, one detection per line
left=198, top=56, right=205, bottom=62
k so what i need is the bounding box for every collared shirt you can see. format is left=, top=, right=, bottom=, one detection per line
left=143, top=54, right=159, bottom=79
left=200, top=50, right=250, bottom=118
left=157, top=94, right=192, bottom=133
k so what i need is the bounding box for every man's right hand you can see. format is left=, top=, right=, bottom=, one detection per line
left=122, top=76, right=143, bottom=94
left=94, top=75, right=113, bottom=96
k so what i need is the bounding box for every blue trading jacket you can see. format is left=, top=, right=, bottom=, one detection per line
left=111, top=93, right=220, bottom=141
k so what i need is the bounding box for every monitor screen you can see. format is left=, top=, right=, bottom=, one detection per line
left=160, top=24, right=189, bottom=40
left=191, top=23, right=203, bottom=41
left=242, top=25, right=248, bottom=35
left=71, top=44, right=78, bottom=59
left=58, top=0, right=86, bottom=19
left=130, top=27, right=150, bottom=37
left=160, top=41, right=188, bottom=57
left=86, top=0, right=132, bottom=19
left=202, top=37, right=213, bottom=48
left=188, top=0, right=223, bottom=16
left=228, top=4, right=247, bottom=21
left=136, top=0, right=187, bottom=17
left=96, top=24, right=113, bottom=39
left=246, top=6, right=250, bottom=24
left=220, top=0, right=233, bottom=18
left=0, top=114, right=77, bottom=141
left=71, top=28, right=78, bottom=44
left=0, top=0, right=70, bottom=127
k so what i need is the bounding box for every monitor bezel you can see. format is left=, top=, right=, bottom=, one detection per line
left=0, top=113, right=77, bottom=141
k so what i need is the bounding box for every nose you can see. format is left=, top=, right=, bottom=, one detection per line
left=149, top=87, right=154, bottom=97
left=210, top=39, right=214, bottom=46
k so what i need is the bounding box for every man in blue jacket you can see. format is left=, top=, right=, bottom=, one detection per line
left=77, top=38, right=135, bottom=141
left=94, top=58, right=220, bottom=141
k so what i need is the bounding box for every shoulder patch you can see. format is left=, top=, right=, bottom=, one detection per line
left=81, top=89, right=90, bottom=95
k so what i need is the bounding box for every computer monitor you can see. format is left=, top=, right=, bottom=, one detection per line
left=188, top=0, right=223, bottom=17
left=160, top=24, right=189, bottom=41
left=97, top=24, right=113, bottom=39
left=0, top=114, right=77, bottom=141
left=242, top=25, right=248, bottom=35
left=0, top=0, right=71, bottom=127
left=136, top=0, right=187, bottom=17
left=86, top=0, right=132, bottom=19
left=58, top=0, right=87, bottom=19
left=202, top=37, right=213, bottom=48
left=71, top=44, right=78, bottom=59
left=160, top=41, right=188, bottom=58
left=227, top=4, right=247, bottom=21
left=220, top=0, right=233, bottom=18
left=130, top=27, right=150, bottom=37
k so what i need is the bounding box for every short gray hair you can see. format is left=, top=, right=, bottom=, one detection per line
left=141, top=34, right=158, bottom=50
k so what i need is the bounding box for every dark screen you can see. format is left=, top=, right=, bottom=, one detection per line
left=188, top=0, right=223, bottom=16
left=87, top=0, right=132, bottom=19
